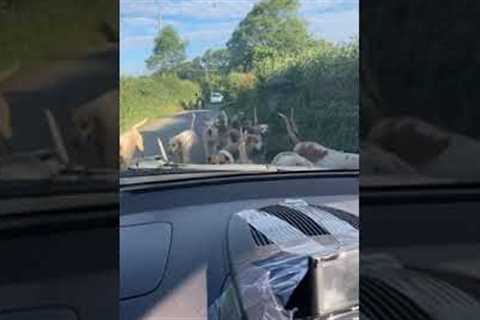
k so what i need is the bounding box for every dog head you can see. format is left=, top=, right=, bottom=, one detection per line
left=368, top=117, right=450, bottom=166
left=244, top=133, right=263, bottom=152
left=208, top=150, right=234, bottom=164
left=294, top=142, right=329, bottom=163
left=72, top=107, right=97, bottom=147
left=214, top=111, right=228, bottom=129
left=204, top=120, right=219, bottom=140
left=168, top=136, right=180, bottom=154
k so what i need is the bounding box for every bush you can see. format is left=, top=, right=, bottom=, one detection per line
left=120, top=74, right=200, bottom=133
left=225, top=38, right=359, bottom=160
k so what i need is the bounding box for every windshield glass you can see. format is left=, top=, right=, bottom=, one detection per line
left=120, top=0, right=359, bottom=175
left=361, top=2, right=480, bottom=186
left=0, top=1, right=118, bottom=188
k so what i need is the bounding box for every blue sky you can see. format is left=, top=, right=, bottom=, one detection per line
left=120, top=0, right=359, bottom=75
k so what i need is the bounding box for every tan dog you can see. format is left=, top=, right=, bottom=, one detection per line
left=0, top=61, right=20, bottom=155
left=203, top=120, right=221, bottom=161
left=202, top=111, right=230, bottom=161
left=72, top=89, right=119, bottom=168
left=278, top=110, right=359, bottom=169
left=168, top=113, right=199, bottom=163
left=119, top=119, right=147, bottom=170
left=0, top=95, right=12, bottom=155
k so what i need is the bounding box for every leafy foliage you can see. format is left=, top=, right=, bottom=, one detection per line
left=0, top=0, right=117, bottom=71
left=120, top=74, right=200, bottom=133
left=146, top=25, right=187, bottom=73
left=227, top=0, right=311, bottom=71
left=225, top=38, right=359, bottom=159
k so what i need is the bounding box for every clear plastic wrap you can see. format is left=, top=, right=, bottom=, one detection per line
left=209, top=200, right=359, bottom=320
left=209, top=253, right=308, bottom=320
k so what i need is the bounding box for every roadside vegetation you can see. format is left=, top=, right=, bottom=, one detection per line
left=120, top=74, right=200, bottom=133
left=0, top=0, right=117, bottom=72
left=121, top=0, right=358, bottom=156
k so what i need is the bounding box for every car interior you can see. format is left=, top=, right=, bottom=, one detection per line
left=120, top=171, right=358, bottom=320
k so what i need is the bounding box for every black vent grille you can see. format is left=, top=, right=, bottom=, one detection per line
left=260, top=205, right=329, bottom=237
left=360, top=277, right=433, bottom=320
left=249, top=226, right=273, bottom=246
left=247, top=204, right=330, bottom=246
left=312, top=204, right=359, bottom=230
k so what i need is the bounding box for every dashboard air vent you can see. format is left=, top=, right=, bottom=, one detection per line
left=249, top=225, right=273, bottom=246
left=360, top=276, right=433, bottom=320
left=312, top=205, right=359, bottom=229
left=260, top=205, right=329, bottom=237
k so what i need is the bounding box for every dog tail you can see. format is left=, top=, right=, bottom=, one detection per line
left=133, top=118, right=148, bottom=130
left=190, top=113, right=197, bottom=131
left=222, top=110, right=229, bottom=127
left=278, top=112, right=300, bottom=145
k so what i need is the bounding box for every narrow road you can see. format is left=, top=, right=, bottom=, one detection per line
left=136, top=103, right=222, bottom=164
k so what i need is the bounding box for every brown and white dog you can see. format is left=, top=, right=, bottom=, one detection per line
left=207, top=149, right=235, bottom=165
left=367, top=116, right=480, bottom=180
left=278, top=109, right=359, bottom=169
left=207, top=128, right=255, bottom=165
left=202, top=111, right=229, bottom=161
left=271, top=151, right=314, bottom=167
left=72, top=89, right=119, bottom=168
left=119, top=118, right=147, bottom=170
left=168, top=113, right=199, bottom=163
left=360, top=142, right=418, bottom=175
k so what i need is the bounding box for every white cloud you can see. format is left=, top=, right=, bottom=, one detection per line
left=306, top=9, right=358, bottom=42
left=121, top=0, right=256, bottom=20
left=122, top=16, right=158, bottom=28
left=121, top=35, right=155, bottom=49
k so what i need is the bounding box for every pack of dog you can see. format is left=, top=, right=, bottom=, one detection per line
left=205, top=108, right=269, bottom=165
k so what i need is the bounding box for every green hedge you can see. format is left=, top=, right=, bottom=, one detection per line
left=224, top=38, right=359, bottom=160
left=120, top=74, right=200, bottom=133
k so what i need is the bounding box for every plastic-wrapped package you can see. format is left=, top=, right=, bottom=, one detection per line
left=209, top=254, right=307, bottom=320
left=209, top=199, right=359, bottom=320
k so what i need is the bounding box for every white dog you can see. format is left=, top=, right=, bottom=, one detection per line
left=169, top=113, right=199, bottom=163
left=119, top=118, right=147, bottom=170
left=271, top=151, right=314, bottom=167
left=367, top=116, right=480, bottom=180
left=278, top=110, right=359, bottom=169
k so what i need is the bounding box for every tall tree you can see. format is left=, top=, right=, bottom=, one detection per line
left=201, top=48, right=230, bottom=74
left=146, top=25, right=187, bottom=73
left=226, top=0, right=311, bottom=71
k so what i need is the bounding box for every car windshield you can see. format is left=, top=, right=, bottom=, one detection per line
left=120, top=0, right=359, bottom=176
left=0, top=1, right=118, bottom=188
left=361, top=2, right=480, bottom=186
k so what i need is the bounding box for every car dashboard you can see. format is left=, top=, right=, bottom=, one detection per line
left=120, top=172, right=359, bottom=320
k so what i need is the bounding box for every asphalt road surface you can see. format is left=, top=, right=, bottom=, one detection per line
left=136, top=104, right=222, bottom=164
